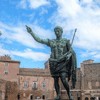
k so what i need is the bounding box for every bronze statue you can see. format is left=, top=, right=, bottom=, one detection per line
left=26, top=25, right=77, bottom=100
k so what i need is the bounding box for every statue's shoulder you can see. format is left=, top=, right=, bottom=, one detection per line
left=49, top=39, right=56, bottom=43
left=62, top=38, right=70, bottom=43
left=48, top=39, right=56, bottom=46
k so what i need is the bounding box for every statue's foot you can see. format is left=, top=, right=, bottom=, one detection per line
left=54, top=96, right=61, bottom=100
left=68, top=92, right=74, bottom=100
left=69, top=99, right=74, bottom=100
left=69, top=96, right=74, bottom=100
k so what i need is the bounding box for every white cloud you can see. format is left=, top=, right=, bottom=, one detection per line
left=50, top=0, right=100, bottom=51
left=0, top=46, right=49, bottom=61
left=55, top=0, right=81, bottom=17
left=40, top=7, right=48, bottom=15
left=12, top=48, right=50, bottom=61
left=0, top=21, right=53, bottom=61
left=19, top=0, right=50, bottom=9
left=0, top=22, right=53, bottom=49
left=80, top=50, right=100, bottom=60
left=0, top=46, right=10, bottom=55
left=18, top=0, right=27, bottom=9
left=31, top=25, right=54, bottom=39
left=29, top=0, right=50, bottom=9
left=82, top=0, right=92, bottom=4
left=94, top=54, right=100, bottom=59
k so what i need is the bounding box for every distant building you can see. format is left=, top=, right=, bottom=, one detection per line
left=80, top=60, right=100, bottom=100
left=0, top=55, right=54, bottom=100
left=0, top=55, right=20, bottom=82
left=0, top=55, right=100, bottom=100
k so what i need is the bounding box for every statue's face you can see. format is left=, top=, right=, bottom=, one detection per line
left=54, top=28, right=62, bottom=39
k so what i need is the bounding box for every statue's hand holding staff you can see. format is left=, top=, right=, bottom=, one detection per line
left=49, top=51, right=72, bottom=63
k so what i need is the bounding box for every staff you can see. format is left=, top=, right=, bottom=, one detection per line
left=70, top=28, right=77, bottom=47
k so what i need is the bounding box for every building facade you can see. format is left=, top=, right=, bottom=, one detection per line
left=80, top=60, right=100, bottom=100
left=0, top=55, right=100, bottom=100
left=0, top=55, right=54, bottom=100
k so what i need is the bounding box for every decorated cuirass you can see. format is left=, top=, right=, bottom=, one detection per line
left=49, top=39, right=69, bottom=59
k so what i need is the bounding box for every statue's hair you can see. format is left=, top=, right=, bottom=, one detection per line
left=54, top=26, right=63, bottom=33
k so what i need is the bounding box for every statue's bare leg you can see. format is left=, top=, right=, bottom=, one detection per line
left=54, top=77, right=61, bottom=100
left=60, top=73, right=73, bottom=100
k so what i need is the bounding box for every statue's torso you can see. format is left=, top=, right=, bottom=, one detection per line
left=49, top=39, right=69, bottom=59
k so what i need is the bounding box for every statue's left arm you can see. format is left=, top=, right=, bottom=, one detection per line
left=66, top=40, right=77, bottom=88
left=66, top=40, right=77, bottom=70
left=71, top=51, right=77, bottom=88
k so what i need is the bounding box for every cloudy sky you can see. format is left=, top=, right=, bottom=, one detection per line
left=0, top=0, right=100, bottom=68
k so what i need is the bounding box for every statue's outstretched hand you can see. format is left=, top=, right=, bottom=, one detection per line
left=26, top=25, right=32, bottom=34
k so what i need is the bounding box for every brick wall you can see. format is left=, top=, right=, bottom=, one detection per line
left=19, top=68, right=54, bottom=99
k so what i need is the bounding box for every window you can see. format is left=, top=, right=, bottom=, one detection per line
left=4, top=63, right=9, bottom=75
left=96, top=81, right=99, bottom=87
left=88, top=82, right=92, bottom=89
left=32, top=82, right=37, bottom=90
left=42, top=82, right=46, bottom=88
left=24, top=81, right=28, bottom=88
left=4, top=70, right=8, bottom=75
left=4, top=63, right=9, bottom=66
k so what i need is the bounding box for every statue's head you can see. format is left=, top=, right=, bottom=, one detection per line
left=54, top=26, right=63, bottom=39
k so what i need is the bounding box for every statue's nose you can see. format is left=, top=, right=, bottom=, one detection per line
left=56, top=32, right=59, bottom=34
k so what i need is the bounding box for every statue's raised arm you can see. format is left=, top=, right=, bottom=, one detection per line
left=26, top=25, right=49, bottom=46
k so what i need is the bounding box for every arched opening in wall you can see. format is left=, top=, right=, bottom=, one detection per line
left=30, top=95, right=33, bottom=100
left=17, top=94, right=20, bottom=100
left=77, top=92, right=80, bottom=100
left=85, top=97, right=89, bottom=100
left=78, top=97, right=80, bottom=100
left=90, top=97, right=95, bottom=100
left=42, top=95, right=45, bottom=99
left=5, top=95, right=8, bottom=100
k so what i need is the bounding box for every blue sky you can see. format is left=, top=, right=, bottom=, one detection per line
left=0, top=0, right=100, bottom=68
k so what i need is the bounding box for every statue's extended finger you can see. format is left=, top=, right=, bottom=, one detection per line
left=25, top=25, right=28, bottom=28
left=25, top=25, right=30, bottom=30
